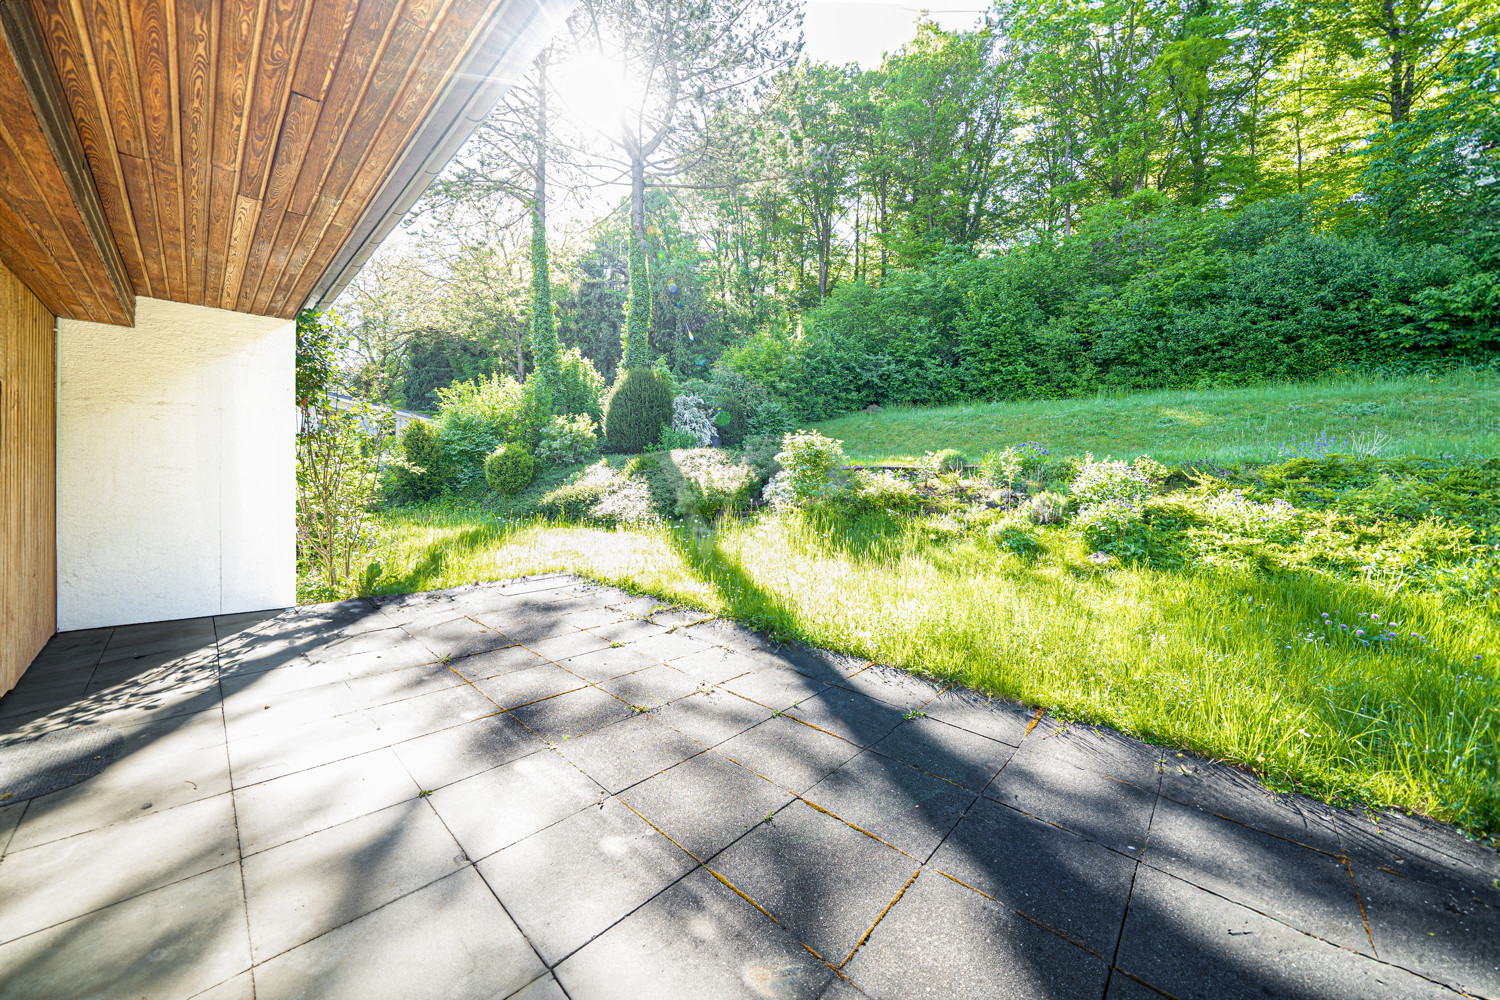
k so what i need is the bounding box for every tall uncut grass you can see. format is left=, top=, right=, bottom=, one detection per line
left=370, top=506, right=1499, bottom=841
left=813, top=370, right=1500, bottom=465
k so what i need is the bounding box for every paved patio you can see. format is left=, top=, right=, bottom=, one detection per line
left=0, top=575, right=1494, bottom=999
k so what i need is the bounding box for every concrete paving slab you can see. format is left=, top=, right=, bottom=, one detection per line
left=233, top=748, right=418, bottom=856
left=618, top=750, right=796, bottom=861
left=803, top=749, right=977, bottom=861
left=1144, top=797, right=1372, bottom=954
left=252, top=867, right=543, bottom=1000
left=929, top=795, right=1137, bottom=956
left=555, top=713, right=704, bottom=793
left=427, top=750, right=604, bottom=859
left=843, top=869, right=1111, bottom=1000
left=0, top=793, right=238, bottom=944
left=554, top=866, right=835, bottom=999
left=527, top=628, right=616, bottom=662
left=0, top=863, right=249, bottom=1000
left=391, top=712, right=545, bottom=790
left=479, top=796, right=698, bottom=963
left=243, top=798, right=465, bottom=962
left=716, top=715, right=863, bottom=795
left=2, top=575, right=1492, bottom=999
left=709, top=799, right=917, bottom=963
left=1115, top=866, right=1457, bottom=1000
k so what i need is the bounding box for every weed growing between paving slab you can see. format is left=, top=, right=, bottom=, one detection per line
left=367, top=463, right=1500, bottom=843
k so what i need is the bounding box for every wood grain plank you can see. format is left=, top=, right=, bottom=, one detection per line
left=240, top=91, right=318, bottom=311
left=236, top=0, right=310, bottom=201
left=221, top=190, right=261, bottom=308
left=175, top=0, right=214, bottom=303
left=289, top=0, right=356, bottom=101
left=266, top=188, right=336, bottom=315
left=0, top=198, right=76, bottom=319
left=208, top=0, right=263, bottom=304
left=26, top=0, right=149, bottom=294
left=127, top=0, right=184, bottom=296
left=284, top=0, right=400, bottom=217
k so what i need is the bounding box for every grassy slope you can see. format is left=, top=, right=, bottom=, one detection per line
left=811, top=371, right=1500, bottom=465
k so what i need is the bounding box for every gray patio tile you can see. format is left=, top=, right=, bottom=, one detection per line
left=343, top=660, right=466, bottom=708
left=364, top=682, right=500, bottom=743
left=1103, top=973, right=1167, bottom=1000
left=626, top=629, right=714, bottom=664
left=1022, top=717, right=1165, bottom=789
left=90, top=676, right=226, bottom=731
left=243, top=798, right=465, bottom=963
left=651, top=688, right=773, bottom=747
left=1330, top=806, right=1500, bottom=908
left=834, top=663, right=945, bottom=712
left=0, top=862, right=249, bottom=1000
left=581, top=616, right=671, bottom=646
left=472, top=662, right=588, bottom=709
left=816, top=979, right=871, bottom=999
left=215, top=638, right=318, bottom=677
left=1144, top=797, right=1371, bottom=953
left=683, top=618, right=767, bottom=653
left=221, top=678, right=360, bottom=742
left=252, top=867, right=543, bottom=1000
left=554, top=866, right=834, bottom=1000
left=599, top=663, right=700, bottom=710
left=446, top=643, right=548, bottom=681
left=234, top=748, right=418, bottom=856
left=869, top=716, right=1016, bottom=791
left=472, top=607, right=581, bottom=644
left=558, top=602, right=635, bottom=630
left=716, top=716, right=862, bottom=795
left=556, top=713, right=704, bottom=793
left=98, top=619, right=217, bottom=662
left=653, top=643, right=750, bottom=684
left=618, top=751, right=795, bottom=861
left=402, top=616, right=512, bottom=659
left=984, top=749, right=1157, bottom=854
left=553, top=643, right=662, bottom=682
left=803, top=750, right=976, bottom=861
left=1159, top=753, right=1343, bottom=852
left=0, top=803, right=22, bottom=856
left=0, top=793, right=237, bottom=944
left=772, top=641, right=871, bottom=681
left=527, top=628, right=615, bottom=662
left=507, top=684, right=636, bottom=741
left=8, top=715, right=231, bottom=850
left=509, top=974, right=569, bottom=1000
left=920, top=687, right=1037, bottom=747
left=226, top=710, right=387, bottom=786
left=929, top=795, right=1137, bottom=956
left=191, top=971, right=254, bottom=1000
left=788, top=685, right=906, bottom=748
left=478, top=796, right=698, bottom=963
left=1355, top=860, right=1500, bottom=996
left=842, top=869, right=1111, bottom=1000
left=218, top=656, right=351, bottom=698
left=720, top=663, right=831, bottom=711
left=427, top=750, right=604, bottom=859
left=1114, top=866, right=1456, bottom=1000
left=0, top=674, right=95, bottom=723
left=392, top=712, right=545, bottom=790
left=304, top=628, right=436, bottom=673
left=710, top=799, right=917, bottom=964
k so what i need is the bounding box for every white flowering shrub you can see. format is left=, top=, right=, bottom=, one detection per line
left=772, top=430, right=850, bottom=508
left=533, top=414, right=600, bottom=466
left=761, top=470, right=796, bottom=509
left=673, top=449, right=758, bottom=519
left=1025, top=491, right=1069, bottom=525
left=1069, top=456, right=1155, bottom=512
left=672, top=394, right=716, bottom=447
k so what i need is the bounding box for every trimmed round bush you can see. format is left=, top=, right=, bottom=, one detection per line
left=485, top=442, right=535, bottom=496
left=603, top=367, right=674, bottom=453
left=389, top=419, right=445, bottom=500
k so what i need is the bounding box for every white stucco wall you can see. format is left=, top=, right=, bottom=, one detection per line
left=56, top=297, right=295, bottom=630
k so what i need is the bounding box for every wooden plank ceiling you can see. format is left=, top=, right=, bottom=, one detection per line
left=14, top=0, right=511, bottom=323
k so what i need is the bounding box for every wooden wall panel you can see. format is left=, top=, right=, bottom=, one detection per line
left=0, top=258, right=57, bottom=697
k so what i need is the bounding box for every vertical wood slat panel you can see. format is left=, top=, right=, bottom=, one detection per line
left=0, top=257, right=57, bottom=697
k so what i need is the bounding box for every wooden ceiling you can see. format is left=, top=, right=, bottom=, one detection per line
left=0, top=0, right=559, bottom=325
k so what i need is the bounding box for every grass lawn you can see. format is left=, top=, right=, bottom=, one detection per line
left=812, top=370, right=1500, bottom=465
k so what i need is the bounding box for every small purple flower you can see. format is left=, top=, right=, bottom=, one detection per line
left=1354, top=629, right=1365, bottom=637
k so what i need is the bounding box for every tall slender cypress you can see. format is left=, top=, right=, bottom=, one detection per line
left=530, top=49, right=560, bottom=404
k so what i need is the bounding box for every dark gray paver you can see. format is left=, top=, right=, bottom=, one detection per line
left=478, top=796, right=698, bottom=963
left=709, top=799, right=918, bottom=964
left=0, top=575, right=1493, bottom=1000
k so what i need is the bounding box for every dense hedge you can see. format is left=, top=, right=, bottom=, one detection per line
left=721, top=194, right=1497, bottom=420
left=603, top=367, right=674, bottom=453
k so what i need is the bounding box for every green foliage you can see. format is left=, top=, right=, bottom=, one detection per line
left=835, top=470, right=925, bottom=517
left=926, top=448, right=967, bottom=474
left=988, top=520, right=1044, bottom=559
left=535, top=414, right=601, bottom=467
left=485, top=442, right=536, bottom=496
left=388, top=419, right=446, bottom=501
left=671, top=394, right=715, bottom=447
left=738, top=434, right=784, bottom=487
left=552, top=348, right=607, bottom=424
left=770, top=430, right=851, bottom=508
left=430, top=374, right=549, bottom=492
left=672, top=449, right=758, bottom=520
left=295, top=308, right=342, bottom=408
left=1069, top=456, right=1156, bottom=511
left=623, top=234, right=652, bottom=368
left=652, top=426, right=701, bottom=452
left=530, top=211, right=561, bottom=400
left=603, top=366, right=674, bottom=453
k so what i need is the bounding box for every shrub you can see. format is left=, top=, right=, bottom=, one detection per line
left=603, top=367, right=674, bottom=453
left=672, top=394, right=716, bottom=447
left=835, top=470, right=924, bottom=517
left=672, top=449, right=758, bottom=520
left=989, top=520, right=1043, bottom=559
left=535, top=414, right=600, bottom=467
left=536, top=461, right=617, bottom=521
left=432, top=374, right=548, bottom=492
left=388, top=419, right=445, bottom=500
left=714, top=396, right=749, bottom=447
left=925, top=448, right=967, bottom=475
left=485, top=442, right=536, bottom=496
left=652, top=426, right=701, bottom=451
left=552, top=348, right=608, bottom=423
left=1025, top=491, right=1069, bottom=525
left=739, top=434, right=783, bottom=487
left=978, top=448, right=1021, bottom=488
left=774, top=431, right=850, bottom=507
left=1069, top=456, right=1155, bottom=512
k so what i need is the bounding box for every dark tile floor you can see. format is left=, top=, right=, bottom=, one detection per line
left=0, top=574, right=1494, bottom=999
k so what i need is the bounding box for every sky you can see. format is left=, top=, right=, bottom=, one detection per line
left=803, top=0, right=989, bottom=67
